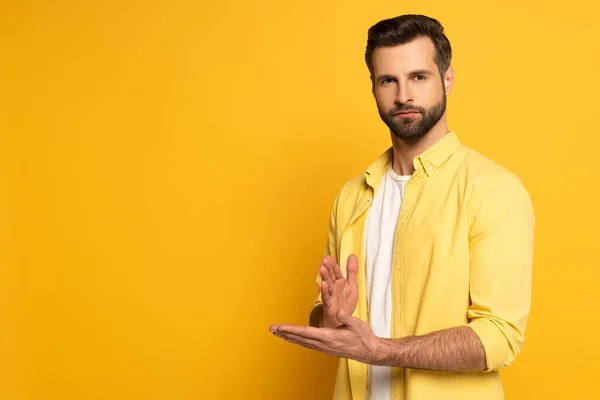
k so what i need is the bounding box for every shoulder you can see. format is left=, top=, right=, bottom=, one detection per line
left=459, top=146, right=532, bottom=200
left=461, top=147, right=535, bottom=229
left=462, top=147, right=520, bottom=187
left=338, top=173, right=368, bottom=200
left=329, top=172, right=369, bottom=220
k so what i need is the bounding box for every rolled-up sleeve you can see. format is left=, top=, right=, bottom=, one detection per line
left=466, top=174, right=536, bottom=372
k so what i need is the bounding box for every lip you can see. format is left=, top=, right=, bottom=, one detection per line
left=394, top=111, right=420, bottom=117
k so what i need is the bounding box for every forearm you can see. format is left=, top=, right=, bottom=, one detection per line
left=372, top=326, right=487, bottom=371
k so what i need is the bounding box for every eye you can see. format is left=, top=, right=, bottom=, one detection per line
left=381, top=78, right=395, bottom=85
left=414, top=75, right=426, bottom=81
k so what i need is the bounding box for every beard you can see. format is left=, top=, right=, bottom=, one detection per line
left=377, top=94, right=446, bottom=142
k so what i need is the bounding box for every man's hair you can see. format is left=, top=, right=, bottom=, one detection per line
left=365, top=14, right=452, bottom=78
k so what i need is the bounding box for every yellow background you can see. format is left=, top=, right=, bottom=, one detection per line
left=0, top=1, right=598, bottom=399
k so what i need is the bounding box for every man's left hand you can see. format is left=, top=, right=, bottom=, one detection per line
left=269, top=310, right=382, bottom=365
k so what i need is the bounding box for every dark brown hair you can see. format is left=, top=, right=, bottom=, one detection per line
left=365, top=14, right=452, bottom=78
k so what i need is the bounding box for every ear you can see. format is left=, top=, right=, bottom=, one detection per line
left=444, top=65, right=455, bottom=96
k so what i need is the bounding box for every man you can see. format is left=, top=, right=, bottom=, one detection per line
left=269, top=14, right=535, bottom=400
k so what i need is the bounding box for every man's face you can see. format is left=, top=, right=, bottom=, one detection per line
left=371, top=36, right=448, bottom=142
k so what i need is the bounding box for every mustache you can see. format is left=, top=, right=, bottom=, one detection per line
left=389, top=106, right=424, bottom=115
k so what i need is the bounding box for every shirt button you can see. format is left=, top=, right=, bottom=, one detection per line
left=368, top=197, right=372, bottom=202
left=427, top=166, right=433, bottom=172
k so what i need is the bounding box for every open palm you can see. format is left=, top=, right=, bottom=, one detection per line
left=319, top=254, right=359, bottom=328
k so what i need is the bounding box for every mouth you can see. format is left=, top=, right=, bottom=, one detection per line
left=394, top=111, right=420, bottom=118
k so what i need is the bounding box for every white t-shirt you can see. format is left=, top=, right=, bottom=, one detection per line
left=364, top=164, right=411, bottom=400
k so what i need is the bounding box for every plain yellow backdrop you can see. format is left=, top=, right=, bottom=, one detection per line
left=0, top=0, right=598, bottom=399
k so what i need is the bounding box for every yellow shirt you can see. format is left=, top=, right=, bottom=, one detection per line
left=312, top=131, right=535, bottom=400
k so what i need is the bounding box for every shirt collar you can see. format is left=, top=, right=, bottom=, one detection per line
left=364, top=130, right=463, bottom=187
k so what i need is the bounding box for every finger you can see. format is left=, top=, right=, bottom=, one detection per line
left=320, top=265, right=334, bottom=290
left=337, top=309, right=361, bottom=330
left=276, top=332, right=349, bottom=360
left=275, top=324, right=329, bottom=341
left=346, top=254, right=358, bottom=286
left=322, top=255, right=334, bottom=266
left=274, top=332, right=322, bottom=350
left=323, top=256, right=337, bottom=283
left=332, top=262, right=344, bottom=280
left=321, top=280, right=331, bottom=307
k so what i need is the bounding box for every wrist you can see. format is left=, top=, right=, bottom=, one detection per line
left=370, top=337, right=395, bottom=366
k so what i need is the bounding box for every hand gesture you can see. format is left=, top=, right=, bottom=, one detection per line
left=319, top=254, right=358, bottom=328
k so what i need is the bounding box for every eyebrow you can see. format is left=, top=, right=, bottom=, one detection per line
left=408, top=69, right=434, bottom=76
left=376, top=69, right=435, bottom=81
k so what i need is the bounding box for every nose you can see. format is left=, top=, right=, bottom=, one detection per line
left=395, top=79, right=414, bottom=105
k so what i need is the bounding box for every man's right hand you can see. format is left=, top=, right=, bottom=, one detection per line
left=319, top=254, right=359, bottom=328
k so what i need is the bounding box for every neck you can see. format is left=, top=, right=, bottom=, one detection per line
left=390, top=117, right=449, bottom=175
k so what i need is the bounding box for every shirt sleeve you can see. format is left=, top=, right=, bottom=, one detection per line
left=465, top=174, right=536, bottom=372
left=311, top=190, right=341, bottom=312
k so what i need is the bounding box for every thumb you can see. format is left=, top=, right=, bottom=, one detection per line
left=337, top=309, right=359, bottom=328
